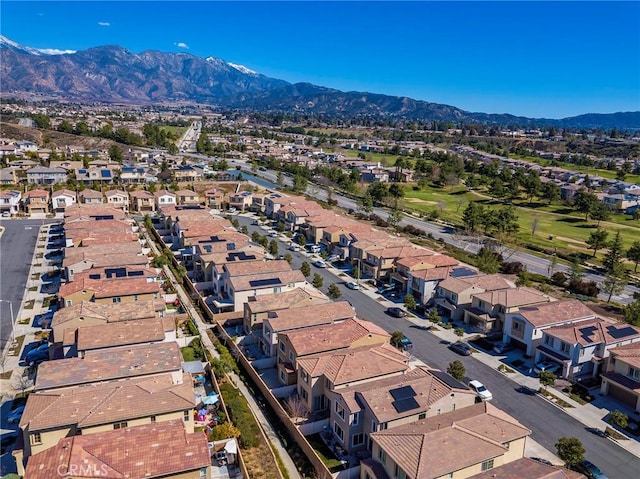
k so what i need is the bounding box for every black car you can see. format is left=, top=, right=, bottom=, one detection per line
left=571, top=460, right=608, bottom=479
left=449, top=341, right=472, bottom=356
left=391, top=335, right=413, bottom=351
left=385, top=307, right=407, bottom=318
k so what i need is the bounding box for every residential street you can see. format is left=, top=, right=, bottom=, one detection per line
left=235, top=214, right=640, bottom=479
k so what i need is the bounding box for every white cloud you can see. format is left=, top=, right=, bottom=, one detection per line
left=175, top=42, right=189, bottom=49
left=98, top=21, right=110, bottom=27
left=37, top=48, right=76, bottom=55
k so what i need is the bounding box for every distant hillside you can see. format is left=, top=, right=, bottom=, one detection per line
left=1, top=36, right=638, bottom=129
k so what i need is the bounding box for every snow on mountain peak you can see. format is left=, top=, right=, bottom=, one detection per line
left=227, top=62, right=257, bottom=75
left=0, top=35, right=75, bottom=55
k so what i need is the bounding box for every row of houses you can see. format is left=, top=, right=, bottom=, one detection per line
left=12, top=204, right=234, bottom=479
left=150, top=205, right=585, bottom=479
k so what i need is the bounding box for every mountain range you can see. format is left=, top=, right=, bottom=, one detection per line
left=1, top=36, right=638, bottom=129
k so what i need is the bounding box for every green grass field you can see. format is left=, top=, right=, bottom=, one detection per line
left=160, top=125, right=188, bottom=138
left=401, top=186, right=640, bottom=260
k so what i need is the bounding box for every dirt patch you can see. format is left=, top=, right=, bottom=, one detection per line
left=405, top=198, right=438, bottom=205
left=556, top=236, right=585, bottom=245
left=585, top=302, right=625, bottom=321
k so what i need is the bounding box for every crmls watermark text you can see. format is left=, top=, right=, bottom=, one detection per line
left=57, top=464, right=110, bottom=477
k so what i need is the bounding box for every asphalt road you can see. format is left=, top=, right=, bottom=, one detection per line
left=222, top=159, right=637, bottom=304
left=0, top=219, right=57, bottom=349
left=235, top=214, right=640, bottom=479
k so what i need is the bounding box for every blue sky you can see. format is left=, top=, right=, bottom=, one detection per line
left=2, top=1, right=639, bottom=118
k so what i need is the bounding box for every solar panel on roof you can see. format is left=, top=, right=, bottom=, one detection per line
left=89, top=274, right=101, bottom=280
left=78, top=169, right=87, bottom=174
left=392, top=397, right=420, bottom=413
left=101, top=170, right=111, bottom=178
left=105, top=267, right=126, bottom=279
left=430, top=370, right=469, bottom=390
left=226, top=242, right=236, bottom=250
left=389, top=385, right=416, bottom=401
left=451, top=268, right=478, bottom=278
left=128, top=270, right=144, bottom=277
left=249, top=278, right=282, bottom=288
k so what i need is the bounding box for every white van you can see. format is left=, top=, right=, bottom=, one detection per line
left=310, top=244, right=321, bottom=253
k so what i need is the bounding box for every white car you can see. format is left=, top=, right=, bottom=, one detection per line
left=312, top=260, right=327, bottom=268
left=345, top=281, right=359, bottom=290
left=468, top=380, right=493, bottom=401
left=534, top=361, right=561, bottom=375
left=268, top=231, right=278, bottom=237
left=289, top=244, right=300, bottom=251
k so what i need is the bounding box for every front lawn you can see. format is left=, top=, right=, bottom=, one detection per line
left=306, top=434, right=344, bottom=470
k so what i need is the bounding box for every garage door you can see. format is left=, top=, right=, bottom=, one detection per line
left=608, top=383, right=638, bottom=408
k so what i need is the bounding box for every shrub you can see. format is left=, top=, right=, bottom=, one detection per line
left=568, top=279, right=599, bottom=297
left=219, top=382, right=261, bottom=448
left=551, top=271, right=567, bottom=287
left=610, top=410, right=629, bottom=429
left=500, top=261, right=524, bottom=274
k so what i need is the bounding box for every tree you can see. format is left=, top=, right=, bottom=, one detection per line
left=623, top=298, right=640, bottom=326
left=292, top=174, right=308, bottom=193
left=586, top=229, right=609, bottom=257
left=300, top=261, right=311, bottom=278
left=390, top=330, right=404, bottom=346
left=327, top=284, right=342, bottom=300
left=367, top=182, right=389, bottom=204
left=555, top=437, right=585, bottom=467
left=352, top=265, right=360, bottom=281
left=358, top=192, right=374, bottom=213
left=476, top=247, right=501, bottom=274
left=569, top=256, right=584, bottom=283
left=404, top=294, right=416, bottom=311
left=542, top=182, right=561, bottom=205
left=574, top=189, right=598, bottom=220
left=603, top=262, right=627, bottom=303
left=428, top=308, right=441, bottom=323
left=531, top=216, right=539, bottom=237
left=591, top=203, right=611, bottom=226
left=312, top=273, right=323, bottom=289
left=286, top=394, right=309, bottom=424
left=462, top=202, right=484, bottom=232
left=284, top=253, right=293, bottom=264
left=447, top=360, right=466, bottom=381
left=297, top=234, right=307, bottom=246
left=108, top=145, right=123, bottom=163
left=387, top=207, right=403, bottom=228
left=627, top=241, right=640, bottom=272
left=609, top=410, right=629, bottom=429
left=603, top=231, right=624, bottom=274
left=538, top=371, right=557, bottom=392
left=388, top=183, right=404, bottom=200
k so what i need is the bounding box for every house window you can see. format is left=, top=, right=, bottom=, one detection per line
left=335, top=401, right=345, bottom=420
left=30, top=433, right=42, bottom=445
left=481, top=459, right=494, bottom=471
left=378, top=449, right=386, bottom=463
left=544, top=335, right=552, bottom=346
left=451, top=293, right=458, bottom=303
left=394, top=464, right=407, bottom=479
left=153, top=292, right=158, bottom=299
left=183, top=410, right=190, bottom=422
left=630, top=367, right=639, bottom=380
left=112, top=297, right=121, bottom=303
left=279, top=341, right=286, bottom=353
left=505, top=441, right=510, bottom=450
left=418, top=413, right=426, bottom=420
left=150, top=415, right=156, bottom=423
left=352, top=433, right=365, bottom=447
left=66, top=300, right=72, bottom=307
left=280, top=369, right=286, bottom=382
left=379, top=422, right=388, bottom=431
left=301, top=370, right=309, bottom=383
left=334, top=422, right=344, bottom=441
left=300, top=388, right=308, bottom=400
left=289, top=351, right=294, bottom=362
left=134, top=295, right=139, bottom=301
left=436, top=408, right=441, bottom=415
left=561, top=342, right=571, bottom=354
left=273, top=287, right=281, bottom=293
left=352, top=412, right=359, bottom=426
left=200, top=468, right=207, bottom=479
left=580, top=348, right=585, bottom=357
left=113, top=422, right=128, bottom=429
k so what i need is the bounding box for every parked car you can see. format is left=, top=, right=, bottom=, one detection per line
left=345, top=281, right=359, bottom=290
left=534, top=361, right=561, bottom=375
left=228, top=207, right=237, bottom=213
left=268, top=231, right=278, bottom=237
left=571, top=460, right=608, bottom=479
left=258, top=166, right=267, bottom=171
left=289, top=244, right=300, bottom=251
left=312, top=260, right=327, bottom=268
left=24, top=343, right=49, bottom=365
left=468, top=380, right=493, bottom=401
left=7, top=405, right=25, bottom=423
left=449, top=341, right=472, bottom=356
left=326, top=254, right=340, bottom=262
left=391, top=335, right=413, bottom=351
left=385, top=307, right=407, bottom=318
left=493, top=342, right=513, bottom=354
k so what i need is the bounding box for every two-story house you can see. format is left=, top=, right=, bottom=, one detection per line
left=262, top=301, right=356, bottom=358
left=129, top=190, right=156, bottom=213
left=175, top=189, right=200, bottom=206
left=296, top=343, right=410, bottom=415
left=21, top=420, right=210, bottom=479
left=276, top=318, right=390, bottom=385
left=329, top=367, right=476, bottom=454
left=26, top=166, right=67, bottom=185
left=154, top=189, right=177, bottom=209
left=23, top=189, right=50, bottom=215
left=16, top=373, right=194, bottom=463
left=364, top=402, right=531, bottom=479
left=104, top=189, right=129, bottom=211
left=51, top=189, right=77, bottom=212
left=78, top=188, right=104, bottom=204
left=205, top=187, right=225, bottom=209
left=536, top=319, right=640, bottom=380
left=600, top=342, right=640, bottom=412
left=229, top=190, right=254, bottom=211
left=464, top=287, right=554, bottom=334
left=0, top=189, right=21, bottom=215
left=503, top=300, right=596, bottom=357
left=242, top=287, right=329, bottom=335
